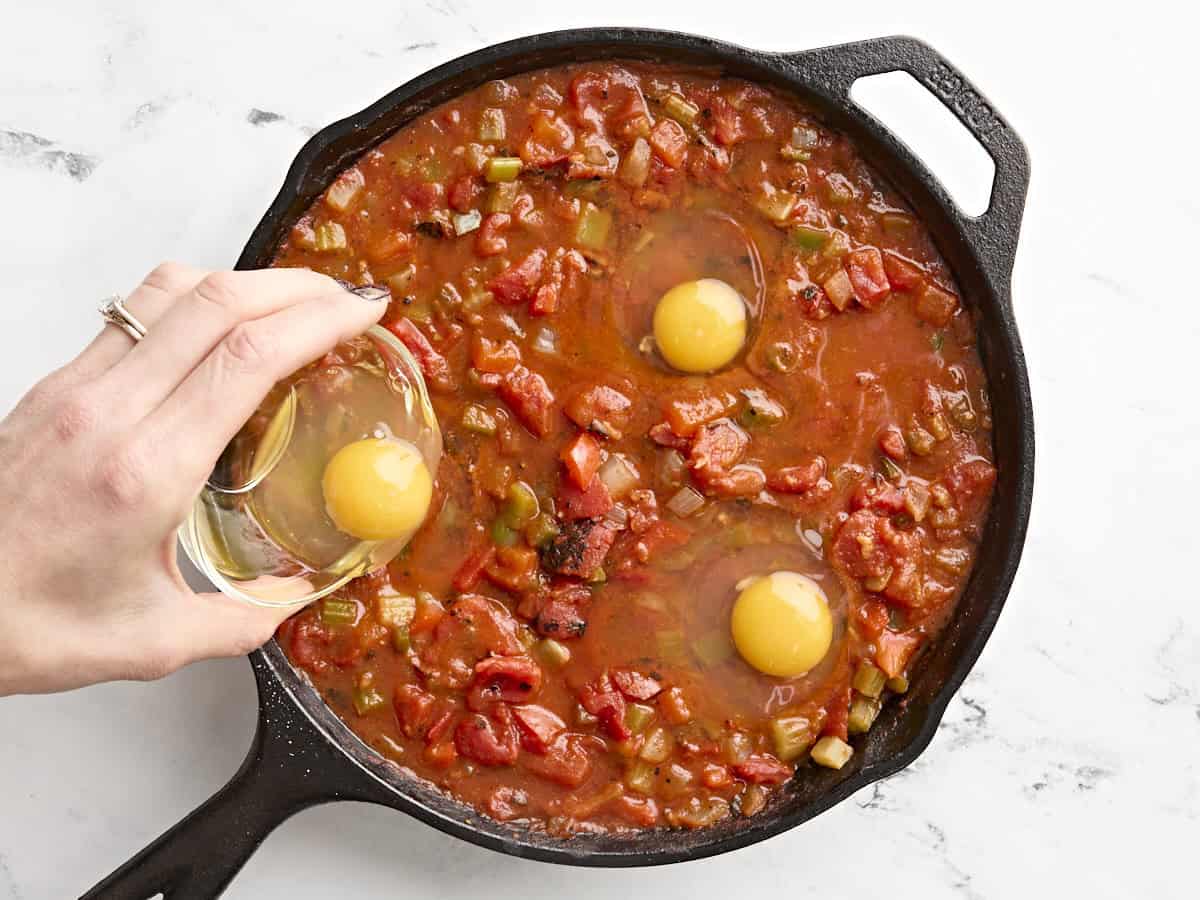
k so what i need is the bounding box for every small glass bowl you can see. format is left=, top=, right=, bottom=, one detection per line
left=178, top=325, right=442, bottom=607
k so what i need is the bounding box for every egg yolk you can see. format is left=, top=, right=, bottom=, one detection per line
left=322, top=438, right=432, bottom=541
left=731, top=572, right=833, bottom=677
left=652, top=278, right=747, bottom=373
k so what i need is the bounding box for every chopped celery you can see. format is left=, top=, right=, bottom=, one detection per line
left=575, top=203, right=612, bottom=250
left=738, top=388, right=786, bottom=428
left=848, top=696, right=881, bottom=734
left=879, top=456, right=904, bottom=482
left=662, top=93, right=700, bottom=125
left=822, top=229, right=851, bottom=258
left=886, top=675, right=910, bottom=694
left=313, top=222, right=347, bottom=252
left=352, top=685, right=387, bottom=716
left=376, top=593, right=416, bottom=628
left=484, top=156, right=522, bottom=183
left=692, top=630, right=735, bottom=667
left=478, top=107, right=506, bottom=143
left=655, top=630, right=687, bottom=662
left=906, top=424, right=935, bottom=457
left=625, top=761, right=656, bottom=795
left=927, top=412, right=952, bottom=442
left=490, top=518, right=519, bottom=547
left=320, top=598, right=358, bottom=626
left=502, top=481, right=539, bottom=527
left=523, top=513, right=560, bottom=549
left=452, top=210, right=482, bottom=236
left=790, top=225, right=828, bottom=251
left=587, top=566, right=607, bottom=584
left=756, top=187, right=797, bottom=224
left=536, top=638, right=571, bottom=668
left=484, top=180, right=518, bottom=213
left=392, top=625, right=411, bottom=653
left=824, top=173, right=856, bottom=204
left=852, top=660, right=886, bottom=698
left=325, top=168, right=364, bottom=212
left=638, top=726, right=673, bottom=763
left=625, top=703, right=655, bottom=734
left=770, top=716, right=815, bottom=762
left=810, top=735, right=854, bottom=770
left=461, top=403, right=498, bottom=435
left=881, top=211, right=915, bottom=234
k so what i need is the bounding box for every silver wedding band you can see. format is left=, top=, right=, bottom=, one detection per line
left=98, top=294, right=147, bottom=343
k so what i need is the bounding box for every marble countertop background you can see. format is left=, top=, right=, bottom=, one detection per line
left=1, top=2, right=1196, bottom=897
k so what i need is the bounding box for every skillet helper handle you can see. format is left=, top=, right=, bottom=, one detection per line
left=790, top=36, right=1031, bottom=283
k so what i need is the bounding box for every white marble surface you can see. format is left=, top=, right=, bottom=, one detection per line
left=1, top=2, right=1196, bottom=898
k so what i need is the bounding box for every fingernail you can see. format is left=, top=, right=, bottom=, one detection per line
left=336, top=280, right=390, bottom=302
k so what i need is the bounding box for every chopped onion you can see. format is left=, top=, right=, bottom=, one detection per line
left=598, top=454, right=639, bottom=500
left=602, top=504, right=629, bottom=529
left=655, top=449, right=686, bottom=488
left=666, top=485, right=704, bottom=518
left=533, top=327, right=558, bottom=355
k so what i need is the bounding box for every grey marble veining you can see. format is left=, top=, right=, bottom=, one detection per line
left=1, top=2, right=1196, bottom=898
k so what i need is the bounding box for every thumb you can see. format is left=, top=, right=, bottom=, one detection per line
left=170, top=589, right=300, bottom=665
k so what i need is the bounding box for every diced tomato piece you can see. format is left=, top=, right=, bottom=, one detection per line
left=658, top=686, right=692, bottom=725
left=542, top=519, right=617, bottom=578
left=664, top=393, right=732, bottom=437
left=475, top=212, right=510, bottom=256
left=524, top=733, right=593, bottom=787
left=453, top=544, right=497, bottom=592
left=489, top=248, right=547, bottom=305
left=383, top=318, right=453, bottom=392
left=649, top=119, right=688, bottom=168
left=425, top=703, right=458, bottom=745
left=733, top=754, right=793, bottom=785
left=578, top=677, right=630, bottom=741
left=708, top=96, right=746, bottom=146
left=530, top=281, right=559, bottom=316
left=700, top=763, right=733, bottom=789
left=484, top=544, right=539, bottom=593
left=561, top=432, right=603, bottom=489
left=614, top=795, right=660, bottom=827
left=557, top=476, right=614, bottom=519
left=611, top=668, right=662, bottom=701
left=444, top=594, right=526, bottom=657
left=831, top=510, right=894, bottom=580
left=845, top=247, right=891, bottom=309
left=365, top=230, right=413, bottom=264
left=767, top=456, right=827, bottom=494
left=403, top=180, right=443, bottom=213
left=941, top=458, right=997, bottom=519
left=915, top=282, right=960, bottom=327
left=448, top=175, right=480, bottom=213
left=393, top=683, right=437, bottom=739
left=565, top=384, right=633, bottom=437
left=468, top=655, right=543, bottom=710
left=688, top=419, right=749, bottom=477
left=883, top=251, right=926, bottom=291
left=612, top=518, right=690, bottom=573
left=512, top=704, right=566, bottom=754
left=648, top=422, right=690, bottom=450
left=876, top=629, right=922, bottom=678
left=521, top=112, right=575, bottom=168
left=704, top=465, right=766, bottom=498
left=822, top=687, right=852, bottom=742
left=855, top=600, right=890, bottom=641
left=566, top=132, right=618, bottom=180
left=534, top=597, right=588, bottom=640
left=471, top=334, right=521, bottom=374
left=409, top=592, right=446, bottom=635
left=879, top=425, right=907, bottom=461
left=850, top=480, right=906, bottom=515
left=423, top=737, right=458, bottom=768
left=486, top=786, right=529, bottom=821
left=569, top=71, right=609, bottom=131
left=455, top=706, right=520, bottom=766
left=498, top=365, right=556, bottom=437
left=279, top=614, right=331, bottom=674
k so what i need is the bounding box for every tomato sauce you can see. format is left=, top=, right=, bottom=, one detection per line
left=270, top=62, right=996, bottom=834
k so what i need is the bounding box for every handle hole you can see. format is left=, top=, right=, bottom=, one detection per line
left=850, top=71, right=995, bottom=217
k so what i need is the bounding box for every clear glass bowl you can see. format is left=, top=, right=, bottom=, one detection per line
left=179, top=325, right=442, bottom=607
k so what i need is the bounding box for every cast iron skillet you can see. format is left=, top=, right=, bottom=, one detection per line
left=83, top=27, right=1033, bottom=899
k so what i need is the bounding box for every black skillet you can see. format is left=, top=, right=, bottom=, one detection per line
left=82, top=28, right=1033, bottom=899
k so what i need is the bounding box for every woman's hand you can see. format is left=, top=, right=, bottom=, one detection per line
left=0, top=264, right=387, bottom=695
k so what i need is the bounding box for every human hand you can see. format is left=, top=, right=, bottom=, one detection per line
left=0, top=264, right=386, bottom=695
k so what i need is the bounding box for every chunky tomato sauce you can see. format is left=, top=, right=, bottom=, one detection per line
left=271, top=62, right=996, bottom=833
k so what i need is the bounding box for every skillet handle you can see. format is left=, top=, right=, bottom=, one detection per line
left=80, top=653, right=360, bottom=900
left=787, top=36, right=1031, bottom=283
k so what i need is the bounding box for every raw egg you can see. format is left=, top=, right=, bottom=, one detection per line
left=322, top=437, right=433, bottom=541
left=653, top=278, right=747, bottom=373
left=731, top=571, right=833, bottom=677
